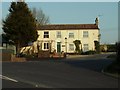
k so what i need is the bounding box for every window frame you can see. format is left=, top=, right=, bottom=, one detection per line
left=69, top=44, right=74, bottom=51
left=44, top=42, right=49, bottom=50
left=57, top=31, right=61, bottom=38
left=69, top=32, right=74, bottom=38
left=44, top=31, right=49, bottom=38
left=83, top=31, right=89, bottom=38
left=83, top=44, right=89, bottom=52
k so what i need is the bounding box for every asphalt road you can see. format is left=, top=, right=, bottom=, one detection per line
left=1, top=53, right=119, bottom=88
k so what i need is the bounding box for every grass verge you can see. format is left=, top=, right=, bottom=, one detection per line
left=103, top=54, right=120, bottom=78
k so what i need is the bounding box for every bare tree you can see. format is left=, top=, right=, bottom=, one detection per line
left=32, top=8, right=50, bottom=26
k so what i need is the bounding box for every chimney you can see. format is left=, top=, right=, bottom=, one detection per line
left=95, top=17, right=99, bottom=26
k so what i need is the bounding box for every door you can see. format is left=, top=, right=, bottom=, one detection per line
left=57, top=42, right=61, bottom=53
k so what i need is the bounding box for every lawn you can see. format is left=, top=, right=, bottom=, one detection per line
left=104, top=54, right=120, bottom=78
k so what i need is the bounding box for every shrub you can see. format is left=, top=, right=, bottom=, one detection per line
left=107, top=44, right=116, bottom=52
left=116, top=42, right=120, bottom=62
left=94, top=41, right=100, bottom=53
left=81, top=50, right=96, bottom=55
left=73, top=40, right=82, bottom=54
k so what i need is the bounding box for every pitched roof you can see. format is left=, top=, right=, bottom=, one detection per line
left=37, top=24, right=99, bottom=30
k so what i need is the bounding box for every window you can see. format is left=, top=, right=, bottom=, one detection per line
left=83, top=44, right=89, bottom=52
left=44, top=43, right=49, bottom=49
left=83, top=31, right=88, bottom=38
left=69, top=44, right=74, bottom=51
left=69, top=32, right=74, bottom=38
left=44, top=31, right=49, bottom=38
left=57, top=31, right=61, bottom=38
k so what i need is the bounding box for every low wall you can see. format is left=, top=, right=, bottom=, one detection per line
left=1, top=49, right=13, bottom=61
left=11, top=56, right=26, bottom=62
left=2, top=53, right=11, bottom=61
left=38, top=51, right=50, bottom=58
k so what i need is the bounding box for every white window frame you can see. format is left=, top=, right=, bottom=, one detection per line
left=69, top=32, right=74, bottom=38
left=69, top=44, right=74, bottom=51
left=57, top=31, right=61, bottom=38
left=83, top=44, right=89, bottom=52
left=44, top=42, right=49, bottom=50
left=44, top=31, right=49, bottom=38
left=83, top=31, right=89, bottom=38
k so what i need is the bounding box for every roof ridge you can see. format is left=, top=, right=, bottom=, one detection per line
left=43, top=24, right=96, bottom=25
left=37, top=24, right=98, bottom=30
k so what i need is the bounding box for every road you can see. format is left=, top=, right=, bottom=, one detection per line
left=1, top=53, right=119, bottom=88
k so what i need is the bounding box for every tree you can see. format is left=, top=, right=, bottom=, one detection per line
left=73, top=40, right=82, bottom=54
left=32, top=8, right=49, bottom=26
left=94, top=41, right=100, bottom=53
left=2, top=1, right=38, bottom=54
left=116, top=42, right=120, bottom=62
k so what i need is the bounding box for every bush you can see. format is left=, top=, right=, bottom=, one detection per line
left=104, top=60, right=120, bottom=74
left=107, top=54, right=116, bottom=58
left=116, top=42, right=120, bottom=62
left=2, top=49, right=14, bottom=54
left=81, top=50, right=96, bottom=55
left=94, top=41, right=100, bottom=53
left=107, top=44, right=116, bottom=52
left=24, top=54, right=34, bottom=58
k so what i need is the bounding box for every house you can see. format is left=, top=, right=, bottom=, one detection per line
left=20, top=18, right=100, bottom=55
left=35, top=18, right=100, bottom=54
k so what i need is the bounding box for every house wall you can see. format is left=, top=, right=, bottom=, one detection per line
left=37, top=29, right=99, bottom=53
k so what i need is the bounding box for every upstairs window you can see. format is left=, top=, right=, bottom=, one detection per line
left=83, top=31, right=89, bottom=38
left=69, top=32, right=74, bottom=38
left=57, top=31, right=61, bottom=38
left=44, top=31, right=49, bottom=38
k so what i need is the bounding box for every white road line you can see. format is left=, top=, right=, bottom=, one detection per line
left=0, top=75, right=18, bottom=82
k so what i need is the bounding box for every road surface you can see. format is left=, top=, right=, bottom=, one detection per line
left=1, top=53, right=119, bottom=88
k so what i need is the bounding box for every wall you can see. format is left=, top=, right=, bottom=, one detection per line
left=1, top=49, right=14, bottom=61
left=37, top=29, right=99, bottom=53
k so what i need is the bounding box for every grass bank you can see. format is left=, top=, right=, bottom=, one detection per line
left=103, top=54, right=120, bottom=78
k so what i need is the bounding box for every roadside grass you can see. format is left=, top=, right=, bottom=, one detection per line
left=103, top=54, right=120, bottom=78
left=107, top=54, right=117, bottom=59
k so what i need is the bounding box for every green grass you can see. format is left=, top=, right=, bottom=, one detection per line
left=107, top=54, right=117, bottom=59
left=104, top=54, right=120, bottom=78
left=103, top=72, right=119, bottom=78
left=104, top=60, right=120, bottom=78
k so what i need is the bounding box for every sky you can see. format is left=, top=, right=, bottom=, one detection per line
left=0, top=0, right=119, bottom=44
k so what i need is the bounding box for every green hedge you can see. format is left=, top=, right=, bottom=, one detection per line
left=107, top=44, right=116, bottom=52
left=81, top=50, right=96, bottom=55
left=2, top=49, right=14, bottom=54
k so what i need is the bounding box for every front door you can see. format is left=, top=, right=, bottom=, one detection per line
left=57, top=42, right=61, bottom=53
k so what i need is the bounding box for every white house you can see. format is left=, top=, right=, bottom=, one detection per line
left=20, top=18, right=100, bottom=55
left=36, top=18, right=100, bottom=54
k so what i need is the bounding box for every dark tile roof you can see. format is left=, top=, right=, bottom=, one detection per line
left=37, top=24, right=99, bottom=30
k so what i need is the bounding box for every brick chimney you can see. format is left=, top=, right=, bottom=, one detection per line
left=95, top=17, right=99, bottom=26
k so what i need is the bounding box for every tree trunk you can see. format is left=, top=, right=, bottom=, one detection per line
left=16, top=42, right=21, bottom=56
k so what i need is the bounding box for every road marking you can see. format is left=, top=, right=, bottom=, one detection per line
left=0, top=75, right=18, bottom=82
